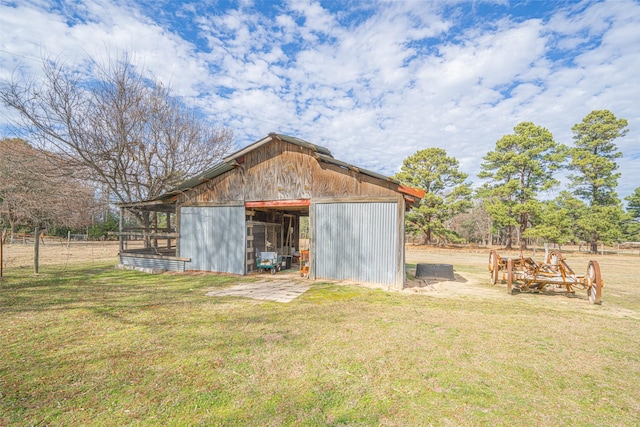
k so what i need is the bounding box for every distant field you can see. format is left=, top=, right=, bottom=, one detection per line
left=1, top=244, right=639, bottom=425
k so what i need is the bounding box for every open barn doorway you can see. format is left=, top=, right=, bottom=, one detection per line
left=245, top=201, right=309, bottom=274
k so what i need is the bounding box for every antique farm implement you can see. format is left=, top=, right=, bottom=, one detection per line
left=488, top=250, right=603, bottom=304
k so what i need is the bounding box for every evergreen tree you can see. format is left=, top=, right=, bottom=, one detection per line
left=569, top=110, right=629, bottom=252
left=625, top=187, right=640, bottom=220
left=395, top=148, right=472, bottom=244
left=569, top=109, right=628, bottom=205
left=624, top=187, right=640, bottom=240
left=478, top=122, right=567, bottom=249
left=576, top=204, right=626, bottom=249
left=525, top=191, right=586, bottom=246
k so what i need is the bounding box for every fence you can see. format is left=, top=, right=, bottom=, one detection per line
left=0, top=232, right=143, bottom=275
left=4, top=232, right=88, bottom=245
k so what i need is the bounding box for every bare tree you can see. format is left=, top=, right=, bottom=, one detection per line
left=451, top=200, right=494, bottom=245
left=0, top=138, right=95, bottom=237
left=0, top=53, right=233, bottom=212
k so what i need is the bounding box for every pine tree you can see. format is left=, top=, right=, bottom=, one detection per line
left=478, top=122, right=567, bottom=249
left=395, top=148, right=472, bottom=244
left=569, top=110, right=628, bottom=252
left=569, top=109, right=628, bottom=205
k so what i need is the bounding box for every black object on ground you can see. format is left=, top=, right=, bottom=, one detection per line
left=415, top=263, right=455, bottom=280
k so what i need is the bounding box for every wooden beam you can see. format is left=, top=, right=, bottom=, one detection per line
left=117, top=197, right=177, bottom=212
left=245, top=199, right=311, bottom=208
left=119, top=207, right=124, bottom=253
left=396, top=195, right=406, bottom=290
left=398, top=184, right=425, bottom=199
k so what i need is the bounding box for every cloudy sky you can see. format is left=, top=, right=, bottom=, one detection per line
left=1, top=0, right=639, bottom=199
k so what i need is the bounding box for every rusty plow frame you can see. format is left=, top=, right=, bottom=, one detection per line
left=488, top=250, right=603, bottom=304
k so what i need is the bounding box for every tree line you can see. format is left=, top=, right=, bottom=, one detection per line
left=395, top=110, right=638, bottom=252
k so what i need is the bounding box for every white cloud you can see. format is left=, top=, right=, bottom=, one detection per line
left=1, top=0, right=639, bottom=199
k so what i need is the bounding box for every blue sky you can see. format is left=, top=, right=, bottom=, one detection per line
left=1, top=0, right=639, bottom=199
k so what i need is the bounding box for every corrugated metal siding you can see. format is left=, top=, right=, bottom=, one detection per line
left=119, top=255, right=186, bottom=272
left=180, top=206, right=245, bottom=274
left=314, top=202, right=398, bottom=285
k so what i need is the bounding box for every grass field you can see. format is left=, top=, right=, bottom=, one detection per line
left=1, top=243, right=639, bottom=426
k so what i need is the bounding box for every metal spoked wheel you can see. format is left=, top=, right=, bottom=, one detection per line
left=506, top=258, right=514, bottom=294
left=587, top=260, right=603, bottom=304
left=489, top=250, right=500, bottom=285
left=546, top=250, right=564, bottom=265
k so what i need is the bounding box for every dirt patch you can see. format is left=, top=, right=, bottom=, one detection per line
left=404, top=270, right=507, bottom=299
left=405, top=246, right=502, bottom=298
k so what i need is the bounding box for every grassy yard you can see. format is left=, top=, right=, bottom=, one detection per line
left=1, top=250, right=639, bottom=426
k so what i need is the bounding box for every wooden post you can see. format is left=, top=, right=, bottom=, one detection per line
left=166, top=212, right=171, bottom=249
left=143, top=211, right=150, bottom=249
left=1, top=229, right=4, bottom=278
left=119, top=207, right=124, bottom=253
left=152, top=211, right=158, bottom=249
left=67, top=230, right=71, bottom=248
left=308, top=202, right=315, bottom=280
left=246, top=210, right=255, bottom=273
left=396, top=195, right=406, bottom=290
left=34, top=227, right=40, bottom=274
left=175, top=208, right=180, bottom=257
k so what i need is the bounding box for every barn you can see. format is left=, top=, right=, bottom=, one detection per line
left=117, top=133, right=424, bottom=289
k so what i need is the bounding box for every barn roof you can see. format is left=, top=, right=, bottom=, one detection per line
left=119, top=132, right=424, bottom=210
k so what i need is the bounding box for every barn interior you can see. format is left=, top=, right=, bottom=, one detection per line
left=245, top=205, right=309, bottom=273
left=116, top=198, right=310, bottom=274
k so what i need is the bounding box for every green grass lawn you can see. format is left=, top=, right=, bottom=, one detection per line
left=1, top=262, right=639, bottom=426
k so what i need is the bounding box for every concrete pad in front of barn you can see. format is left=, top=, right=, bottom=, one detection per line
left=205, top=279, right=311, bottom=303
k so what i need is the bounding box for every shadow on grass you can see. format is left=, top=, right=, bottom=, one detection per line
left=1, top=264, right=116, bottom=289
left=0, top=262, right=246, bottom=318
left=507, top=286, right=596, bottom=304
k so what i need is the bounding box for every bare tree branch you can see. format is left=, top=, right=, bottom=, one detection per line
left=0, top=138, right=96, bottom=236
left=1, top=52, right=233, bottom=210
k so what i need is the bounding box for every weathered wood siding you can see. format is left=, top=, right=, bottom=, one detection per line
left=244, top=140, right=314, bottom=201
left=177, top=170, right=243, bottom=205
left=312, top=162, right=398, bottom=198
left=177, top=138, right=399, bottom=206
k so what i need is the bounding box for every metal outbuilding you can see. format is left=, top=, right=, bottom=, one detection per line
left=117, top=133, right=424, bottom=289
